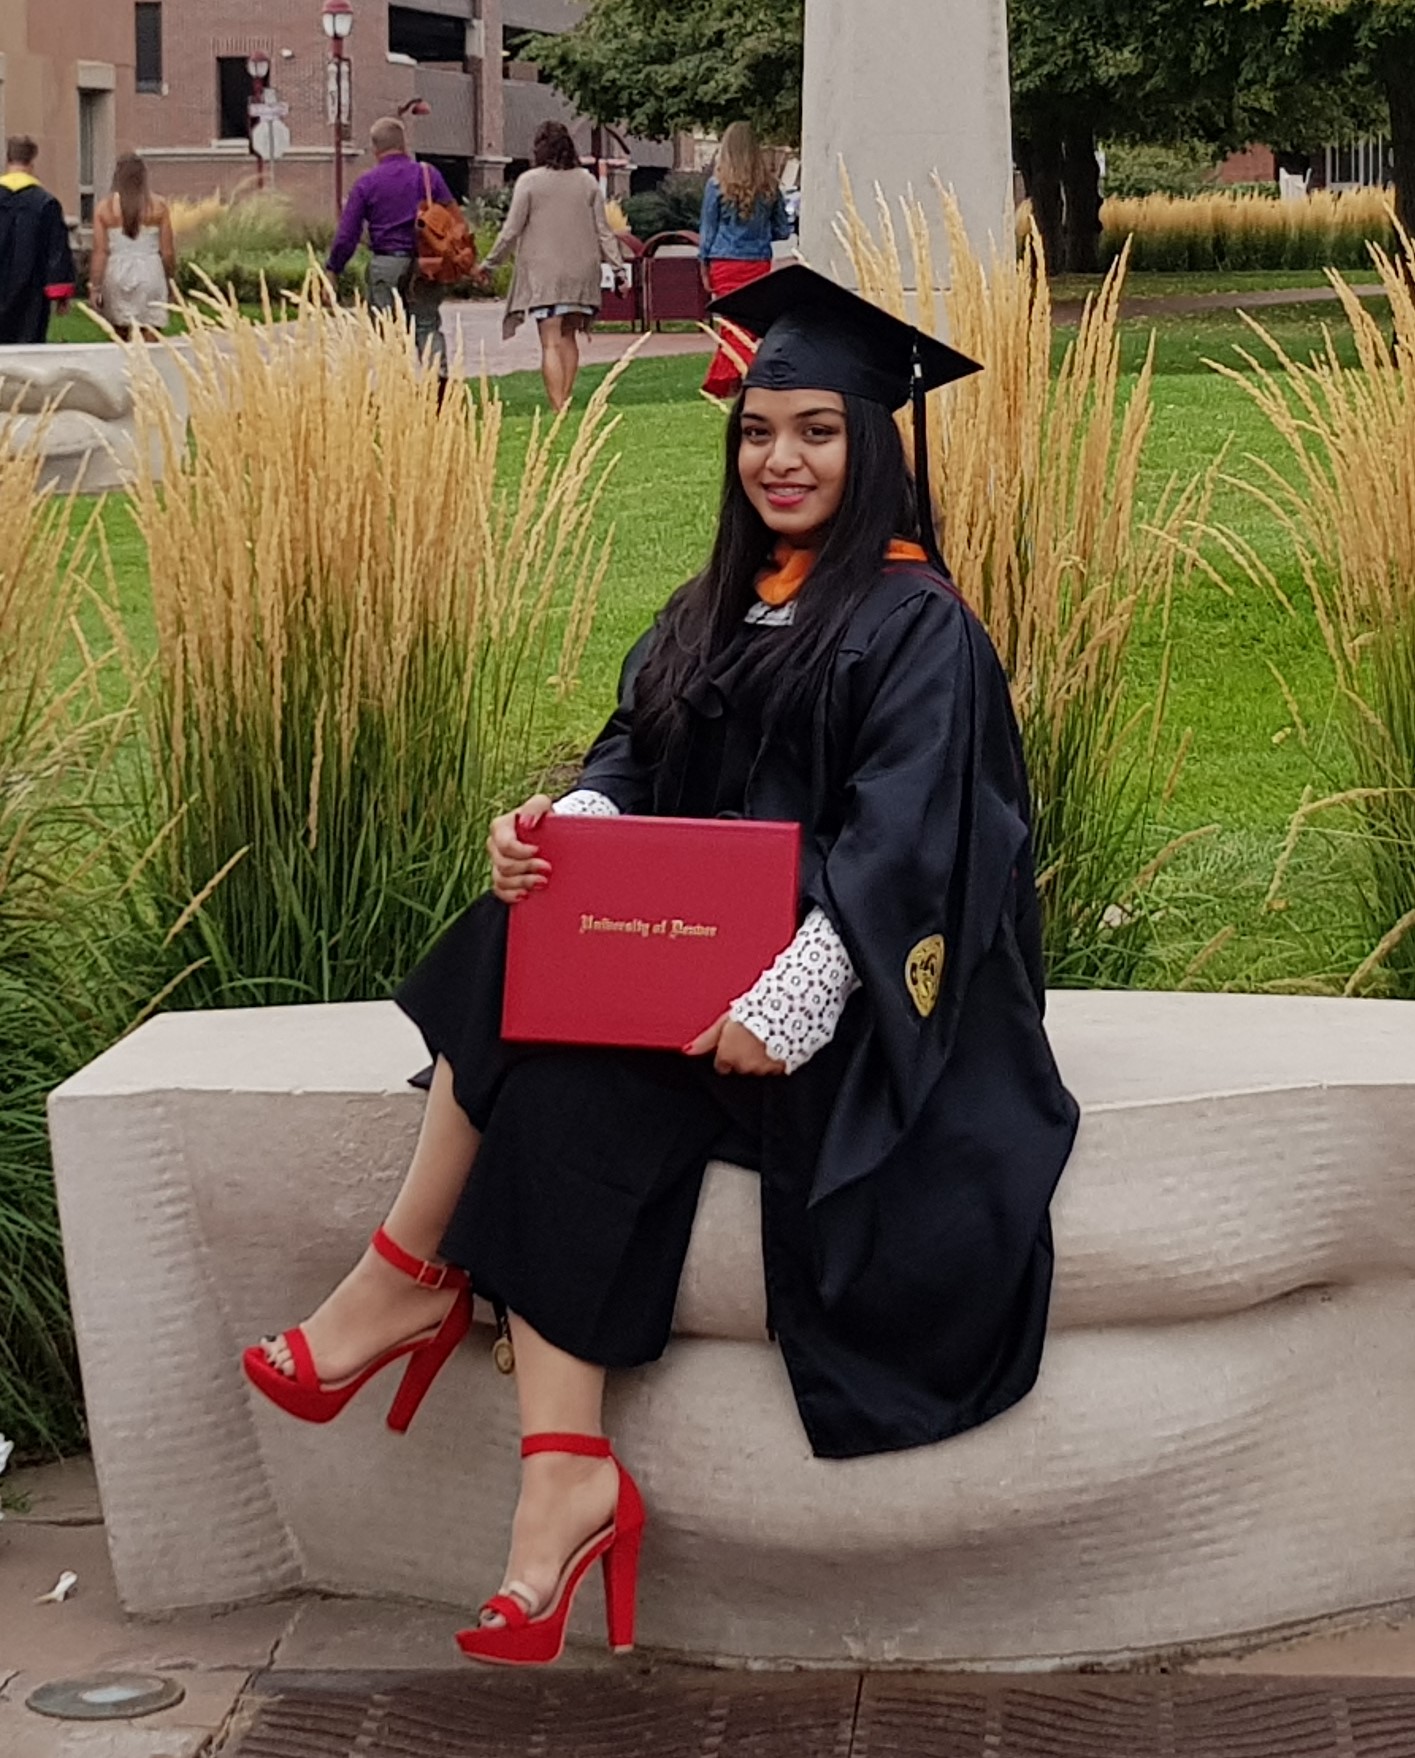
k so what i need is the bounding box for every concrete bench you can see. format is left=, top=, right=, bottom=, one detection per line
left=0, top=342, right=188, bottom=493
left=48, top=991, right=1415, bottom=1666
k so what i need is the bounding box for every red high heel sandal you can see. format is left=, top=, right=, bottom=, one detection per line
left=456, top=1432, right=646, bottom=1666
left=241, top=1227, right=471, bottom=1432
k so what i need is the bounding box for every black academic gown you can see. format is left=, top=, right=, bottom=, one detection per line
left=573, top=563, right=1079, bottom=1458
left=0, top=181, right=76, bottom=345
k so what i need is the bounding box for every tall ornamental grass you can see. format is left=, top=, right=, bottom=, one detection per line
left=1095, top=188, right=1394, bottom=274
left=166, top=194, right=351, bottom=303
left=123, top=285, right=620, bottom=1005
left=0, top=437, right=103, bottom=1452
left=1215, top=240, right=1415, bottom=994
left=169, top=190, right=333, bottom=256
left=842, top=182, right=1213, bottom=985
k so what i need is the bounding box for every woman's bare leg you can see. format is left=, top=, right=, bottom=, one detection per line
left=558, top=325, right=582, bottom=406
left=481, top=1313, right=618, bottom=1624
left=261, top=1055, right=480, bottom=1382
left=538, top=316, right=569, bottom=409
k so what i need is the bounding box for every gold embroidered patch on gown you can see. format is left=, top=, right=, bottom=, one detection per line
left=905, top=934, right=945, bottom=1017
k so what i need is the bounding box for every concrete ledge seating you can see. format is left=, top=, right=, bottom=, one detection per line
left=0, top=342, right=188, bottom=492
left=48, top=991, right=1415, bottom=1666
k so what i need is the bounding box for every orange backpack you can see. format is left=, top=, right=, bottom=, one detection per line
left=415, top=164, right=478, bottom=285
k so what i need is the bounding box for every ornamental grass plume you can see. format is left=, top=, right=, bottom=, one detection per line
left=122, top=280, right=620, bottom=1005
left=0, top=429, right=105, bottom=1452
left=1097, top=187, right=1393, bottom=274
left=840, top=179, right=1215, bottom=984
left=1214, top=230, right=1415, bottom=995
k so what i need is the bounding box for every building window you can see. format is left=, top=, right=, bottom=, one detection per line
left=389, top=6, right=468, bottom=67
left=135, top=4, right=163, bottom=93
left=502, top=27, right=551, bottom=82
left=217, top=57, right=253, bottom=141
left=78, top=91, right=100, bottom=223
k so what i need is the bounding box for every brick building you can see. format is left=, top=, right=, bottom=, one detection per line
left=0, top=0, right=682, bottom=222
left=0, top=0, right=132, bottom=221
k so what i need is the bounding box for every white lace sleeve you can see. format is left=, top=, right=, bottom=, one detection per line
left=553, top=789, right=621, bottom=817
left=729, top=907, right=860, bottom=1074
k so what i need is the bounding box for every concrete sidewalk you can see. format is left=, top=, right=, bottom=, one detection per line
left=439, top=301, right=714, bottom=380
left=6, top=1455, right=1415, bottom=1755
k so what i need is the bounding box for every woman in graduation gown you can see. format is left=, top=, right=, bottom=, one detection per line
left=242, top=265, right=1080, bottom=1666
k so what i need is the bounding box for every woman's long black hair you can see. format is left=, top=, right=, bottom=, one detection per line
left=632, top=393, right=920, bottom=765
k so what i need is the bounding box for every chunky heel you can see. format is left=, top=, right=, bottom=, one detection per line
left=602, top=1520, right=643, bottom=1653
left=456, top=1432, right=647, bottom=1667
left=242, top=1227, right=471, bottom=1431
left=385, top=1291, right=472, bottom=1432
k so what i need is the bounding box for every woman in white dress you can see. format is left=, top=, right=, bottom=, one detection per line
left=89, top=154, right=175, bottom=340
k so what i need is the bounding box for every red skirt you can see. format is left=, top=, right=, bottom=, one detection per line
left=702, top=257, right=773, bottom=399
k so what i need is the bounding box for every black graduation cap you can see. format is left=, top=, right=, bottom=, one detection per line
left=708, top=263, right=981, bottom=578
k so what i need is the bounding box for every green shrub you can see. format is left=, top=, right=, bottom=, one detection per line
left=176, top=190, right=332, bottom=257
left=177, top=249, right=359, bottom=305
left=471, top=219, right=513, bottom=299
left=624, top=172, right=708, bottom=240
left=1102, top=140, right=1222, bottom=200
left=466, top=187, right=513, bottom=230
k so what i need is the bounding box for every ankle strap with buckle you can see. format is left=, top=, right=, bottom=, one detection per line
left=371, top=1226, right=467, bottom=1291
left=521, top=1432, right=612, bottom=1459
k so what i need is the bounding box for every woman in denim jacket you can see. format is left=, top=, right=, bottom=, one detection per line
left=699, top=122, right=792, bottom=397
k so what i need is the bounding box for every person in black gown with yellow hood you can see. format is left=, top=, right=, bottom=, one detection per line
left=242, top=265, right=1079, bottom=1667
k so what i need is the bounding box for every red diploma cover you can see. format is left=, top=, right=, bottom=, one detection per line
left=502, top=815, right=801, bottom=1049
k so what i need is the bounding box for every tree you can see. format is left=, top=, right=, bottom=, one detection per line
left=1008, top=0, right=1264, bottom=273
left=532, top=0, right=1389, bottom=274
left=527, top=0, right=804, bottom=143
left=1012, top=0, right=1381, bottom=272
left=1242, top=0, right=1415, bottom=228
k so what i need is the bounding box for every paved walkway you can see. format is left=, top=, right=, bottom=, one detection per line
left=7, top=1456, right=1415, bottom=1755
left=440, top=302, right=713, bottom=380
left=1052, top=280, right=1390, bottom=323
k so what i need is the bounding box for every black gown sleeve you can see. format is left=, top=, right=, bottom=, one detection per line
left=804, top=581, right=1034, bottom=1203
left=42, top=197, right=76, bottom=298
left=572, top=627, right=657, bottom=813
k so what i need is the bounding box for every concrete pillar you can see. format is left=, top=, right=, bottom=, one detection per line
left=473, top=0, right=511, bottom=190
left=800, top=0, right=1013, bottom=284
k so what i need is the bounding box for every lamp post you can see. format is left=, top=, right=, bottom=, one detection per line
left=320, top=0, right=354, bottom=220
left=246, top=53, right=271, bottom=191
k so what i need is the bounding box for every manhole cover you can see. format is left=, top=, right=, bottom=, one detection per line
left=225, top=1670, right=1415, bottom=1758
left=26, top=1672, right=186, bottom=1721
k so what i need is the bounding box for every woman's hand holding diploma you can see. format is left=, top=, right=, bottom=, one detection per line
left=684, top=1013, right=786, bottom=1076
left=488, top=794, right=554, bottom=903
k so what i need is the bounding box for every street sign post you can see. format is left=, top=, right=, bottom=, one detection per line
left=250, top=118, right=291, bottom=165
left=246, top=55, right=272, bottom=189
left=321, top=0, right=355, bottom=222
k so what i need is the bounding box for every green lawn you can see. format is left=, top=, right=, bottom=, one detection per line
left=1051, top=267, right=1381, bottom=301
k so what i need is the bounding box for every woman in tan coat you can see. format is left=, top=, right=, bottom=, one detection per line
left=483, top=122, right=625, bottom=409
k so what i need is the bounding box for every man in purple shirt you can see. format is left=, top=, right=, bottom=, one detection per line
left=326, top=116, right=455, bottom=378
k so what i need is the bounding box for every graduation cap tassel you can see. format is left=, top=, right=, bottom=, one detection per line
left=911, top=350, right=951, bottom=582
